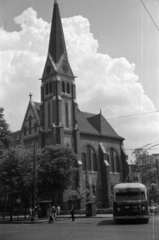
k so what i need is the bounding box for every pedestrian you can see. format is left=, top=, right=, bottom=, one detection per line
left=70, top=204, right=75, bottom=221
left=48, top=206, right=53, bottom=223
left=37, top=205, right=41, bottom=218
left=52, top=206, right=57, bottom=221
left=29, top=207, right=32, bottom=218
left=57, top=205, right=61, bottom=215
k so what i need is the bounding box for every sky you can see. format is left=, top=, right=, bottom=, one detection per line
left=0, top=0, right=159, bottom=158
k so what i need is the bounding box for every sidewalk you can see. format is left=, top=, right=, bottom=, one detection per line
left=0, top=214, right=113, bottom=224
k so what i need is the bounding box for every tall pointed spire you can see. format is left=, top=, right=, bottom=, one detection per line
left=48, top=0, right=67, bottom=64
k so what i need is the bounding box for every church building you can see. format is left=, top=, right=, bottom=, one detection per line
left=13, top=0, right=130, bottom=209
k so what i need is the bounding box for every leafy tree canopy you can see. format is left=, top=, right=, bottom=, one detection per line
left=133, top=149, right=157, bottom=185
left=0, top=108, right=13, bottom=153
left=0, top=144, right=33, bottom=196
left=132, top=149, right=159, bottom=203
left=37, top=145, right=78, bottom=200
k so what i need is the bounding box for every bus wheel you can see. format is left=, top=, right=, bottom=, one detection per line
left=115, top=220, right=120, bottom=224
left=143, top=219, right=149, bottom=224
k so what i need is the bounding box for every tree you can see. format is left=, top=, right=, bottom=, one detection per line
left=37, top=145, right=78, bottom=204
left=0, top=144, right=33, bottom=221
left=0, top=108, right=13, bottom=156
left=68, top=185, right=90, bottom=215
left=132, top=149, right=158, bottom=203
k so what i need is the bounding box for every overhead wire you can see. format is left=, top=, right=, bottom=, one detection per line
left=78, top=110, right=159, bottom=126
left=107, top=110, right=159, bottom=120
left=140, top=0, right=159, bottom=31
left=137, top=140, right=159, bottom=150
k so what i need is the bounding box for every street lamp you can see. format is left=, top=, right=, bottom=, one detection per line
left=31, top=141, right=37, bottom=221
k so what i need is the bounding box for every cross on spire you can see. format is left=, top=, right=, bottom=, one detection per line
left=29, top=93, right=32, bottom=100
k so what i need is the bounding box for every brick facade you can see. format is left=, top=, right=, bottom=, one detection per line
left=12, top=0, right=130, bottom=210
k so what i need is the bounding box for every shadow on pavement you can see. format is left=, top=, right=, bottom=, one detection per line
left=97, top=219, right=149, bottom=226
left=97, top=219, right=115, bottom=226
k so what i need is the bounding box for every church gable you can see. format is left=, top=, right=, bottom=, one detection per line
left=42, top=54, right=57, bottom=79
left=19, top=101, right=40, bottom=140
left=56, top=53, right=74, bottom=77
left=42, top=52, right=74, bottom=79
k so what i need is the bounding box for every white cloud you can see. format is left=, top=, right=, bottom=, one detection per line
left=0, top=8, right=159, bottom=156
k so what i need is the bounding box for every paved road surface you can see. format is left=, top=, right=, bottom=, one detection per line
left=0, top=215, right=159, bottom=240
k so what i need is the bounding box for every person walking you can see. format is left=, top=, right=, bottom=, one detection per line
left=48, top=206, right=53, bottom=223
left=70, top=204, right=75, bottom=221
left=57, top=205, right=61, bottom=215
left=52, top=206, right=57, bottom=222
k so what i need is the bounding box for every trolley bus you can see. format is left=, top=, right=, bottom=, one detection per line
left=113, top=182, right=149, bottom=224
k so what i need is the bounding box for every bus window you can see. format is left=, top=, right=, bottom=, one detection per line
left=116, top=192, right=145, bottom=202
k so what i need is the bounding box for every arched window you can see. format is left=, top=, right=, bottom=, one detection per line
left=93, top=153, right=97, bottom=171
left=67, top=82, right=70, bottom=94
left=49, top=82, right=52, bottom=94
left=87, top=146, right=91, bottom=171
left=48, top=102, right=51, bottom=129
left=107, top=148, right=120, bottom=173
left=29, top=116, right=32, bottom=134
left=34, top=123, right=37, bottom=133
left=82, top=153, right=86, bottom=171
left=110, top=149, right=115, bottom=172
left=52, top=100, right=55, bottom=123
left=62, top=81, right=65, bottom=93
left=45, top=83, right=48, bottom=95
left=92, top=185, right=96, bottom=196
left=82, top=145, right=97, bottom=172
left=65, top=102, right=69, bottom=128
left=115, top=155, right=120, bottom=172
left=24, top=126, right=26, bottom=136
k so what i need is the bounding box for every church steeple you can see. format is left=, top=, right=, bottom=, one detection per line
left=48, top=0, right=67, bottom=64
left=40, top=0, right=78, bottom=150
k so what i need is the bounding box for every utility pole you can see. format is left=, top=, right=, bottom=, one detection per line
left=32, top=141, right=37, bottom=220
left=85, top=168, right=90, bottom=216
left=153, top=154, right=159, bottom=203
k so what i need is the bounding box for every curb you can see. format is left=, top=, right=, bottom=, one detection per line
left=0, top=214, right=113, bottom=224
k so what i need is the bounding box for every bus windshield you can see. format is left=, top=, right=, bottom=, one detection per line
left=116, top=192, right=145, bottom=201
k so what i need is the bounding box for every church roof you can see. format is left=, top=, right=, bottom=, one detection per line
left=77, top=110, right=100, bottom=135
left=48, top=0, right=67, bottom=64
left=16, top=100, right=123, bottom=140
left=79, top=110, right=124, bottom=139
left=32, top=101, right=40, bottom=123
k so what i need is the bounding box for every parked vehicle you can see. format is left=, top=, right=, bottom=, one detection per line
left=149, top=204, right=159, bottom=215
left=113, top=182, right=149, bottom=224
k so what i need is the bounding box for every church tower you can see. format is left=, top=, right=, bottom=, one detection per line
left=40, top=0, right=79, bottom=154
left=11, top=0, right=130, bottom=210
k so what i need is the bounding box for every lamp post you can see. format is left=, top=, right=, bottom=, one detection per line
left=32, top=141, right=37, bottom=221
left=85, top=169, right=90, bottom=216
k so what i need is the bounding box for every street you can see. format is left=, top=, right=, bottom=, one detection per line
left=0, top=215, right=159, bottom=240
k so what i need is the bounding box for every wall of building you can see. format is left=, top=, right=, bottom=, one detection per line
left=77, top=133, right=125, bottom=208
